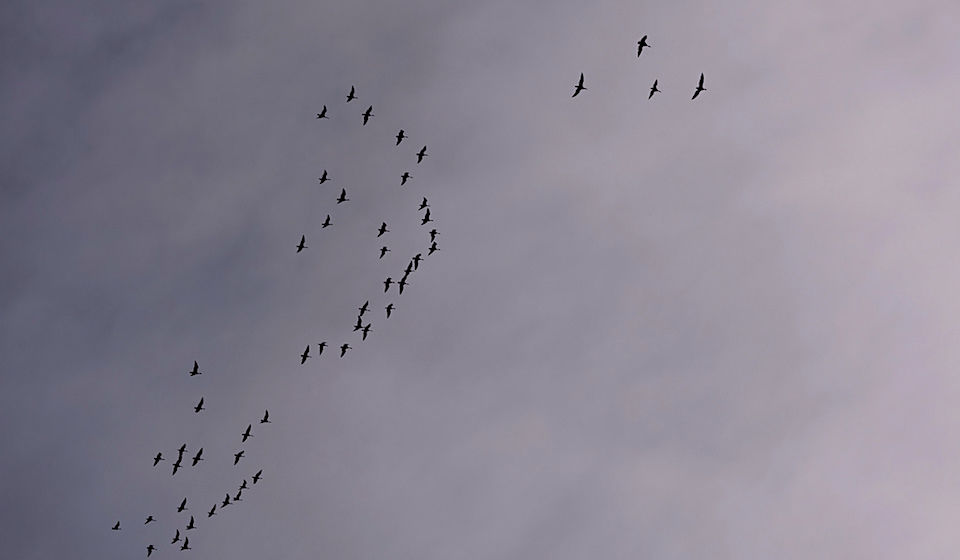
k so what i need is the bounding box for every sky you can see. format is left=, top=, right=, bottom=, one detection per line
left=2, top=0, right=960, bottom=558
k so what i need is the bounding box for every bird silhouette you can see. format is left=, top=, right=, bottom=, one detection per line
left=193, top=398, right=204, bottom=413
left=385, top=303, right=394, bottom=318
left=412, top=253, right=422, bottom=270
left=396, top=129, right=406, bottom=145
left=384, top=277, right=394, bottom=292
left=637, top=35, right=650, bottom=56
left=239, top=479, right=248, bottom=491
left=318, top=341, right=327, bottom=355
left=358, top=300, right=369, bottom=316
left=152, top=452, right=164, bottom=467
left=300, top=345, right=310, bottom=365
left=429, top=228, right=439, bottom=242
left=346, top=85, right=357, bottom=102
left=147, top=544, right=156, bottom=557
left=318, top=169, right=330, bottom=184
left=191, top=448, right=203, bottom=466
left=316, top=105, right=328, bottom=119
left=234, top=489, right=243, bottom=502
left=404, top=261, right=413, bottom=275
left=233, top=450, right=245, bottom=465
left=260, top=410, right=271, bottom=424
left=353, top=315, right=363, bottom=332
left=241, top=424, right=253, bottom=442
left=207, top=504, right=216, bottom=517
left=416, top=145, right=428, bottom=163
left=171, top=459, right=182, bottom=476
left=296, top=235, right=307, bottom=253
left=180, top=537, right=190, bottom=551
left=401, top=172, right=412, bottom=185
left=428, top=241, right=439, bottom=255
left=362, top=105, right=374, bottom=125
left=340, top=343, right=351, bottom=357
left=398, top=277, right=409, bottom=294
left=111, top=521, right=120, bottom=531
left=177, top=444, right=187, bottom=457
left=419, top=197, right=429, bottom=210
left=177, top=498, right=188, bottom=512
left=145, top=516, right=155, bottom=525
left=379, top=246, right=390, bottom=259
left=377, top=222, right=390, bottom=237
left=188, top=361, right=201, bottom=376
left=421, top=208, right=432, bottom=225
left=171, top=529, right=181, bottom=544
left=252, top=469, right=263, bottom=484
left=336, top=188, right=349, bottom=204
left=648, top=79, right=660, bottom=99
left=222, top=493, right=231, bottom=507
left=322, top=214, right=332, bottom=228
left=572, top=73, right=587, bottom=97
left=185, top=516, right=195, bottom=531
left=361, top=324, right=371, bottom=341
left=692, top=73, right=706, bottom=99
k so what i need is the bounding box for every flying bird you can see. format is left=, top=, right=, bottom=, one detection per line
left=404, top=261, right=413, bottom=275
left=239, top=479, right=248, bottom=491
left=318, top=341, right=327, bottom=355
left=188, top=361, right=201, bottom=376
left=111, top=521, right=120, bottom=531
left=358, top=300, right=369, bottom=316
left=233, top=450, right=245, bottom=465
left=300, top=345, right=310, bottom=365
left=428, top=241, right=439, bottom=255
left=692, top=73, right=706, bottom=99
left=171, top=459, right=182, bottom=476
left=260, top=410, right=271, bottom=424
left=177, top=498, right=188, bottom=513
left=420, top=208, right=432, bottom=225
left=400, top=172, right=411, bottom=185
left=346, top=85, right=357, bottom=102
left=429, top=228, right=439, bottom=242
left=361, top=324, right=371, bottom=341
left=318, top=170, right=330, bottom=184
left=316, top=105, right=328, bottom=119
left=252, top=469, right=263, bottom=484
left=416, top=146, right=428, bottom=163
left=193, top=397, right=204, bottom=413
left=398, top=277, right=409, bottom=294
left=379, top=246, right=390, bottom=259
left=234, top=489, right=243, bottom=502
left=362, top=105, right=374, bottom=125
left=336, top=188, right=349, bottom=204
left=396, top=129, right=406, bottom=145
left=185, top=516, right=195, bottom=531
left=222, top=493, right=231, bottom=507
left=377, top=222, right=389, bottom=237
left=353, top=316, right=363, bottom=332
left=177, top=444, right=187, bottom=456
left=383, top=277, right=394, bottom=292
left=412, top=253, right=422, bottom=270
left=180, top=537, right=190, bottom=551
left=171, top=529, right=181, bottom=544
left=637, top=35, right=650, bottom=56
left=145, top=516, right=155, bottom=525
left=340, top=343, right=351, bottom=357
left=572, top=73, right=587, bottom=97
left=152, top=452, right=164, bottom=467
left=191, top=448, right=203, bottom=466
left=241, top=424, right=253, bottom=443
left=385, top=303, right=394, bottom=318
left=322, top=214, right=332, bottom=228
left=419, top=197, right=429, bottom=210
left=147, top=545, right=156, bottom=557
left=296, top=235, right=307, bottom=253
left=207, top=504, right=216, bottom=518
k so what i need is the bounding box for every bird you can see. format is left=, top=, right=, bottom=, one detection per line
left=300, top=345, right=310, bottom=365
left=316, top=105, right=328, bottom=119
left=191, top=448, right=203, bottom=466
left=346, top=85, right=357, bottom=102
left=152, top=452, right=164, bottom=467
left=185, top=516, right=195, bottom=531
left=260, top=410, right=271, bottom=424
left=241, top=424, right=253, bottom=443
left=252, top=469, right=263, bottom=484
left=428, top=241, right=439, bottom=255
left=111, top=521, right=120, bottom=531
left=171, top=459, right=182, bottom=476
left=362, top=105, right=374, bottom=125
left=377, top=222, right=389, bottom=237
left=318, top=341, right=327, bottom=355
left=416, top=145, right=428, bottom=163
left=412, top=253, right=422, bottom=270
left=421, top=208, right=432, bottom=225
left=572, top=73, right=587, bottom=97
left=318, top=169, right=330, bottom=184
left=207, top=504, right=216, bottom=518
left=336, top=188, right=349, bottom=204
left=384, top=277, right=394, bottom=292
left=180, top=538, right=190, bottom=551
left=177, top=498, right=188, bottom=512
left=296, top=234, right=307, bottom=253
left=400, top=172, right=411, bottom=185
left=145, top=516, right=155, bottom=525
left=398, top=277, right=409, bottom=294
left=177, top=444, right=187, bottom=457
left=188, top=361, right=202, bottom=376
left=340, top=343, right=351, bottom=357
left=379, top=246, right=390, bottom=259
left=385, top=303, right=394, bottom=318
left=358, top=300, right=369, bottom=316
left=637, top=35, right=650, bottom=56
left=239, top=479, right=248, bottom=491
left=147, top=545, right=156, bottom=557
left=692, top=73, right=706, bottom=99
left=234, top=450, right=245, bottom=465
left=193, top=397, right=204, bottom=413
left=234, top=489, right=243, bottom=502
left=171, top=529, right=181, bottom=544
left=322, top=214, right=332, bottom=228
left=353, top=316, right=363, bottom=332
left=396, top=129, right=406, bottom=145
left=404, top=261, right=413, bottom=275
left=361, top=324, right=371, bottom=341
left=648, top=79, right=660, bottom=99
left=419, top=197, right=429, bottom=210
left=221, top=493, right=231, bottom=507
left=429, top=228, right=439, bottom=242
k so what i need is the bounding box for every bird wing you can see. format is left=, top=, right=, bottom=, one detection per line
left=699, top=73, right=705, bottom=87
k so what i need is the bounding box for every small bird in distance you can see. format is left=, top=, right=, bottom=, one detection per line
left=572, top=73, right=587, bottom=97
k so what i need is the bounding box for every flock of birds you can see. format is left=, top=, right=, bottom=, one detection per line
left=572, top=35, right=707, bottom=100
left=110, top=83, right=443, bottom=556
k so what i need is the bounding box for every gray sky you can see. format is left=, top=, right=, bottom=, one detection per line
left=3, top=0, right=960, bottom=558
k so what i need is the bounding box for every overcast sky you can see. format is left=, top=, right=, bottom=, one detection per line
left=3, top=1, right=960, bottom=558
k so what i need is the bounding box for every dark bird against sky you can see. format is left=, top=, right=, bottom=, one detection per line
left=193, top=397, right=204, bottom=413
left=296, top=235, right=307, bottom=253
left=316, top=105, right=328, bottom=119
left=300, top=345, right=310, bottom=365
left=692, top=73, right=706, bottom=99
left=637, top=35, right=650, bottom=56
left=416, top=145, right=428, bottom=163
left=396, top=129, right=406, bottom=145
left=572, top=73, right=586, bottom=97
left=188, top=361, right=201, bottom=376
left=401, top=171, right=411, bottom=185
left=191, top=448, right=203, bottom=466
left=362, top=105, right=374, bottom=125
left=346, top=85, right=356, bottom=102
left=649, top=79, right=660, bottom=99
